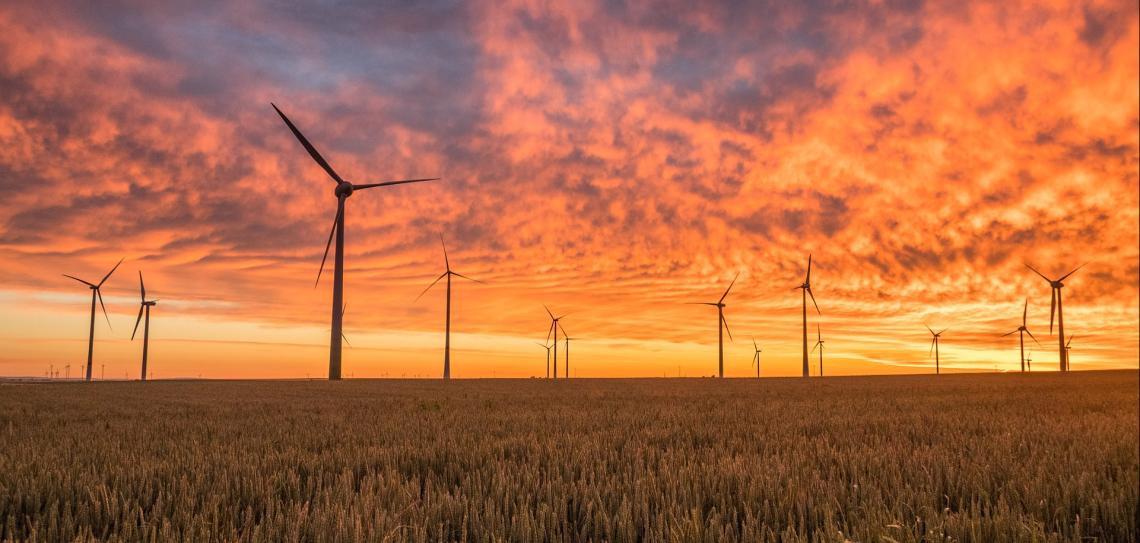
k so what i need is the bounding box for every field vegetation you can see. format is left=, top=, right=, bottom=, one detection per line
left=0, top=371, right=1136, bottom=542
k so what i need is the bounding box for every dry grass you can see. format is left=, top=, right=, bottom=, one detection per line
left=0, top=370, right=1136, bottom=542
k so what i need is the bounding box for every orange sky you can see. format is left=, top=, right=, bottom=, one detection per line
left=0, top=1, right=1137, bottom=379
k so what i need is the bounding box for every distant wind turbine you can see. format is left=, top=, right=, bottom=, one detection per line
left=63, top=257, right=123, bottom=381
left=130, top=271, right=159, bottom=381
left=544, top=306, right=567, bottom=380
left=1026, top=351, right=1033, bottom=372
left=561, top=328, right=576, bottom=379
left=536, top=342, right=552, bottom=378
left=1025, top=263, right=1084, bottom=372
left=1001, top=299, right=1040, bottom=372
left=925, top=325, right=947, bottom=375
left=272, top=103, right=438, bottom=380
left=796, top=255, right=820, bottom=378
left=416, top=234, right=483, bottom=380
left=751, top=338, right=762, bottom=379
left=811, top=324, right=825, bottom=377
left=687, top=273, right=738, bottom=378
left=1065, top=335, right=1074, bottom=368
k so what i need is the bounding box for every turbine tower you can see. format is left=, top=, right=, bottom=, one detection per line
left=272, top=104, right=437, bottom=380
left=1025, top=263, right=1084, bottom=372
left=544, top=306, right=566, bottom=380
left=561, top=329, right=576, bottom=379
left=687, top=273, right=738, bottom=378
left=131, top=271, right=159, bottom=381
left=1002, top=299, right=1039, bottom=372
left=811, top=324, right=825, bottom=377
left=63, top=257, right=123, bottom=381
left=796, top=255, right=820, bottom=378
left=536, top=342, right=553, bottom=378
left=925, top=325, right=947, bottom=375
left=416, top=234, right=483, bottom=380
left=751, top=337, right=762, bottom=379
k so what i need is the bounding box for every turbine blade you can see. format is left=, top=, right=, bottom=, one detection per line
left=559, top=323, right=567, bottom=337
left=97, top=258, right=124, bottom=288
left=315, top=207, right=340, bottom=287
left=341, top=332, right=351, bottom=347
left=719, top=272, right=740, bottom=303
left=686, top=302, right=719, bottom=306
left=1049, top=288, right=1056, bottom=334
left=544, top=305, right=554, bottom=319
left=1025, top=329, right=1041, bottom=345
left=752, top=337, right=758, bottom=350
left=138, top=270, right=146, bottom=301
left=811, top=342, right=819, bottom=354
left=1059, top=263, right=1086, bottom=281
left=925, top=324, right=934, bottom=335
left=439, top=233, right=450, bottom=271
left=271, top=103, right=345, bottom=184
left=1024, top=263, right=1052, bottom=282
left=1001, top=330, right=1018, bottom=337
left=807, top=287, right=820, bottom=314
left=929, top=337, right=935, bottom=357
left=452, top=272, right=485, bottom=284
left=352, top=178, right=438, bottom=190
left=938, top=328, right=949, bottom=335
left=96, top=289, right=112, bottom=330
left=545, top=321, right=554, bottom=344
left=414, top=272, right=448, bottom=301
left=817, top=324, right=822, bottom=342
left=721, top=313, right=733, bottom=342
left=1066, top=335, right=1074, bottom=347
left=63, top=274, right=95, bottom=287
left=806, top=254, right=812, bottom=283
left=131, top=304, right=144, bottom=340
left=1022, top=298, right=1028, bottom=327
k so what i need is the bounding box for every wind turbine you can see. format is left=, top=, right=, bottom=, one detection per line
left=416, top=234, right=483, bottom=380
left=1025, top=263, right=1084, bottom=372
left=131, top=271, right=159, bottom=381
left=811, top=324, right=825, bottom=377
left=751, top=337, right=762, bottom=379
left=536, top=342, right=553, bottom=378
left=1065, top=335, right=1074, bottom=368
left=1026, top=351, right=1033, bottom=372
left=544, top=306, right=567, bottom=380
left=561, top=328, right=576, bottom=379
left=272, top=103, right=437, bottom=380
left=63, top=257, right=123, bottom=381
left=1002, top=299, right=1040, bottom=372
left=687, top=273, right=738, bottom=378
left=796, top=255, right=820, bottom=378
left=925, top=325, right=947, bottom=375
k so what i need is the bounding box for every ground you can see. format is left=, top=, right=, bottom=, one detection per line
left=0, top=371, right=1136, bottom=542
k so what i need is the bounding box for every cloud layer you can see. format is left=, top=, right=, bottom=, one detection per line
left=0, top=0, right=1137, bottom=377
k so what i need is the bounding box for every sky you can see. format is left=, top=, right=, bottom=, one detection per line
left=0, top=0, right=1137, bottom=379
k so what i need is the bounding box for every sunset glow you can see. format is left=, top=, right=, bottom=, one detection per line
left=0, top=1, right=1137, bottom=378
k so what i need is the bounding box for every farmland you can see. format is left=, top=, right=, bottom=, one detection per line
left=0, top=371, right=1136, bottom=542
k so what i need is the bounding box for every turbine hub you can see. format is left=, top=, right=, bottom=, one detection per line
left=1053, top=281, right=1063, bottom=288
left=334, top=182, right=354, bottom=198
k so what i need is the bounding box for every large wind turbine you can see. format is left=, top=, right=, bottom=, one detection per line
left=688, top=273, right=738, bottom=378
left=811, top=324, right=825, bottom=377
left=537, top=342, right=553, bottom=378
left=416, top=234, right=483, bottom=380
left=925, top=325, right=947, bottom=375
left=272, top=104, right=437, bottom=380
left=544, top=306, right=566, bottom=380
left=1025, top=263, right=1084, bottom=372
left=1001, top=299, right=1039, bottom=372
left=63, top=258, right=123, bottom=381
left=751, top=337, right=762, bottom=379
left=796, top=255, right=820, bottom=378
left=131, top=271, right=159, bottom=381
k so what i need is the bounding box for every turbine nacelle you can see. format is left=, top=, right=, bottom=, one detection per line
left=334, top=182, right=354, bottom=198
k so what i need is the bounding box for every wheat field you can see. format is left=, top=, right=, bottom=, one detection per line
left=0, top=370, right=1136, bottom=542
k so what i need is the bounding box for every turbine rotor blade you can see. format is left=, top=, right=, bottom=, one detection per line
left=96, top=289, right=112, bottom=330
left=929, top=337, right=936, bottom=357
left=1059, top=263, right=1086, bottom=281
left=451, top=272, right=485, bottom=284
left=1001, top=330, right=1018, bottom=337
left=1066, top=335, right=1074, bottom=347
left=98, top=258, right=124, bottom=288
left=1049, top=288, right=1056, bottom=333
left=414, top=272, right=448, bottom=301
left=271, top=103, right=345, bottom=185
left=719, top=272, right=740, bottom=303
left=1022, top=299, right=1028, bottom=327
left=131, top=304, right=144, bottom=340
left=806, top=254, right=812, bottom=284
left=1025, top=329, right=1041, bottom=345
left=1024, top=263, right=1052, bottom=283
left=352, top=178, right=438, bottom=190
left=341, top=332, right=351, bottom=347
left=721, top=313, right=733, bottom=342
left=807, top=287, right=821, bottom=314
left=439, top=233, right=450, bottom=271
left=315, top=207, right=341, bottom=287
left=63, top=274, right=95, bottom=288
left=925, top=324, right=934, bottom=335
left=138, top=270, right=146, bottom=301
left=544, top=305, right=554, bottom=319
left=752, top=337, right=757, bottom=350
